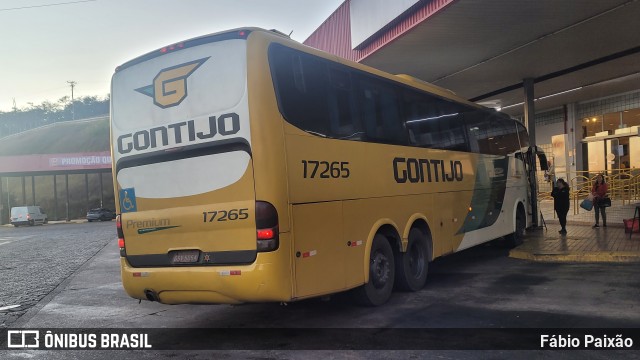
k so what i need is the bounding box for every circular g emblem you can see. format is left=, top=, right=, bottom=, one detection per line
left=135, top=57, right=209, bottom=109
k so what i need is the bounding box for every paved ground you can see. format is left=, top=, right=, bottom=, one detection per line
left=515, top=201, right=640, bottom=262
left=1, top=217, right=639, bottom=358
left=0, top=223, right=638, bottom=358
left=5, top=240, right=640, bottom=360
left=0, top=221, right=115, bottom=328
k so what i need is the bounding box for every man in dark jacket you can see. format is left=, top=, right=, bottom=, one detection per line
left=551, top=178, right=570, bottom=234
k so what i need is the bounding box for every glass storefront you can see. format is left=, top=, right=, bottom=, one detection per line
left=581, top=108, right=640, bottom=171
left=581, top=108, right=640, bottom=138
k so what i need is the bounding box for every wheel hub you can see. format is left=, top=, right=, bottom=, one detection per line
left=371, top=251, right=390, bottom=289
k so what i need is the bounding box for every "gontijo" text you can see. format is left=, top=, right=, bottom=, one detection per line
left=393, top=157, right=463, bottom=183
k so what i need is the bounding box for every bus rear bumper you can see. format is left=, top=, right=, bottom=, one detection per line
left=120, top=250, right=292, bottom=305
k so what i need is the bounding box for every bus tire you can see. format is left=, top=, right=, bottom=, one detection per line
left=395, top=228, right=429, bottom=292
left=352, top=234, right=395, bottom=306
left=505, top=207, right=525, bottom=247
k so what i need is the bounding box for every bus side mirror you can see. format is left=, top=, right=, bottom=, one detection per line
left=526, top=146, right=549, bottom=171
left=537, top=152, right=549, bottom=171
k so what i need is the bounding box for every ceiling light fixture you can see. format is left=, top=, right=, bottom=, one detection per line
left=501, top=102, right=524, bottom=110
left=536, top=87, right=583, bottom=101
left=497, top=87, right=583, bottom=110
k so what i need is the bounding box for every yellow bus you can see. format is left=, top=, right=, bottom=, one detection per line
left=111, top=28, right=545, bottom=306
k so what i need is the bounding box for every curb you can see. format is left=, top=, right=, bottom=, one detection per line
left=509, top=249, right=640, bottom=263
left=542, top=218, right=625, bottom=228
left=47, top=220, right=89, bottom=225
left=1, top=220, right=89, bottom=227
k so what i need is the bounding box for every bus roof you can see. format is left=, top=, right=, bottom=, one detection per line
left=114, top=27, right=288, bottom=73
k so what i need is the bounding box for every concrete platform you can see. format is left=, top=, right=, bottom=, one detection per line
left=511, top=199, right=640, bottom=262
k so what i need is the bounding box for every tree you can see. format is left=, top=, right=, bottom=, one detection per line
left=0, top=95, right=110, bottom=137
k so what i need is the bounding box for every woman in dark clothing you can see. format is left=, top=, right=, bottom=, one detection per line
left=551, top=178, right=570, bottom=234
left=592, top=174, right=608, bottom=228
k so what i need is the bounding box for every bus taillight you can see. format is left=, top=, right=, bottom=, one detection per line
left=256, top=201, right=278, bottom=252
left=116, top=215, right=126, bottom=256
left=257, top=229, right=275, bottom=240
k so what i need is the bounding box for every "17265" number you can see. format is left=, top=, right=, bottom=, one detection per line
left=202, top=208, right=249, bottom=222
left=302, top=160, right=350, bottom=179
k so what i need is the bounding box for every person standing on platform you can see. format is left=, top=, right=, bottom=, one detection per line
left=551, top=178, right=570, bottom=234
left=592, top=174, right=608, bottom=228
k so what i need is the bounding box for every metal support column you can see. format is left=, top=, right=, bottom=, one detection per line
left=567, top=103, right=582, bottom=173
left=85, top=173, right=89, bottom=213
left=99, top=172, right=104, bottom=208
left=21, top=176, right=26, bottom=205
left=0, top=176, right=4, bottom=225
left=53, top=175, right=58, bottom=221
left=65, top=174, right=70, bottom=221
left=524, top=78, right=539, bottom=226
left=31, top=176, right=36, bottom=205
left=6, top=178, right=10, bottom=220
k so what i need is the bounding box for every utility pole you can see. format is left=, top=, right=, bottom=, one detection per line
left=67, top=81, right=77, bottom=120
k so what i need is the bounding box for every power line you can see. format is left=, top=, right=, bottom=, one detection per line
left=0, top=0, right=97, bottom=12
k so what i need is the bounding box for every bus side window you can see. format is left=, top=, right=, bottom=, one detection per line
left=269, top=44, right=330, bottom=137
left=362, top=89, right=380, bottom=139
left=517, top=122, right=530, bottom=149
left=357, top=78, right=406, bottom=145
left=292, top=55, right=306, bottom=93
left=403, top=90, right=468, bottom=152
left=490, top=116, right=521, bottom=155
left=327, top=67, right=362, bottom=140
left=465, top=110, right=492, bottom=154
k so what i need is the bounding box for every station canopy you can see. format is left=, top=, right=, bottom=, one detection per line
left=306, top=0, right=640, bottom=117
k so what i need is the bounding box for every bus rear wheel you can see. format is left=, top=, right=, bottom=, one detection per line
left=352, top=234, right=395, bottom=306
left=505, top=207, right=525, bottom=247
left=395, top=228, right=429, bottom=292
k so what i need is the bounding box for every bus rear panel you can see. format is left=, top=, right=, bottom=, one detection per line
left=112, top=30, right=292, bottom=304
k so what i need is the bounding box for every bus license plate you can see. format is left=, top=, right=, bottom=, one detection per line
left=171, top=250, right=200, bottom=264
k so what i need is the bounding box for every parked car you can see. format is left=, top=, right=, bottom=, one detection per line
left=86, top=208, right=116, bottom=222
left=10, top=206, right=48, bottom=226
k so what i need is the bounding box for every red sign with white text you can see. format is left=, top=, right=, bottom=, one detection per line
left=0, top=152, right=112, bottom=174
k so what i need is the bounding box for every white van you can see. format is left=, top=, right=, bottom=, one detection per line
left=10, top=206, right=48, bottom=226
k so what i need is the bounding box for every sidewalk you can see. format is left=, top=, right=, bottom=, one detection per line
left=538, top=199, right=638, bottom=227
left=511, top=201, right=640, bottom=262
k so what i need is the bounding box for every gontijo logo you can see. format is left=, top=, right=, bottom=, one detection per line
left=135, top=57, right=209, bottom=108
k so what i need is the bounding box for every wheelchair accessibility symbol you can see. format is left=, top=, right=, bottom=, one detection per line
left=120, top=188, right=137, bottom=213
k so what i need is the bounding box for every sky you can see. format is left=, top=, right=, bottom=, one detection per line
left=0, top=0, right=344, bottom=112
